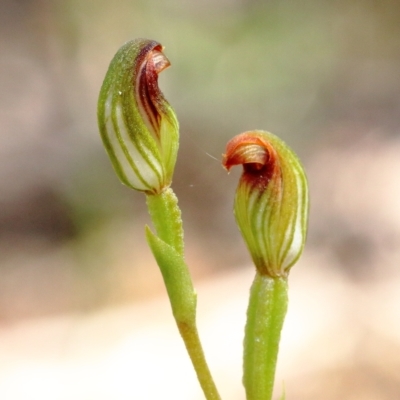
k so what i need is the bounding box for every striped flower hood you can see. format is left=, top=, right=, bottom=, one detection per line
left=223, top=131, right=309, bottom=277
left=97, top=39, right=179, bottom=194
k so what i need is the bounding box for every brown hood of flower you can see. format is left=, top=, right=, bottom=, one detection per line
left=135, top=41, right=171, bottom=140
left=223, top=131, right=282, bottom=193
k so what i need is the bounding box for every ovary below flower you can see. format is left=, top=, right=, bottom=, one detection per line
left=97, top=38, right=179, bottom=194
left=223, top=131, right=309, bottom=277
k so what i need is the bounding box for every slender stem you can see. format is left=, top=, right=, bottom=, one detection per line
left=243, top=273, right=288, bottom=400
left=146, top=188, right=184, bottom=255
left=146, top=188, right=221, bottom=400
left=178, top=321, right=221, bottom=400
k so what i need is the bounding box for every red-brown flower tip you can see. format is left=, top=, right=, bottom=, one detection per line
left=223, top=131, right=278, bottom=171
left=223, top=131, right=281, bottom=193
left=135, top=42, right=172, bottom=139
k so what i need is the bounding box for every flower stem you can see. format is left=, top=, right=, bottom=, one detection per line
left=178, top=321, right=221, bottom=400
left=243, top=273, right=288, bottom=400
left=146, top=188, right=221, bottom=400
left=146, top=188, right=184, bottom=256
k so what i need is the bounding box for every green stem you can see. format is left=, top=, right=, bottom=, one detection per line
left=146, top=188, right=184, bottom=255
left=146, top=188, right=221, bottom=400
left=178, top=321, right=221, bottom=400
left=243, top=273, right=288, bottom=400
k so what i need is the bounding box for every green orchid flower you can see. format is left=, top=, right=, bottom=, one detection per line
left=223, top=130, right=308, bottom=278
left=223, top=130, right=309, bottom=400
left=97, top=39, right=220, bottom=400
left=97, top=38, right=179, bottom=194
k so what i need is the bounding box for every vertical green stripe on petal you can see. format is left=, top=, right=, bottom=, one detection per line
left=279, top=160, right=308, bottom=271
left=113, top=101, right=161, bottom=191
left=102, top=91, right=154, bottom=191
left=101, top=90, right=140, bottom=188
left=114, top=87, right=164, bottom=188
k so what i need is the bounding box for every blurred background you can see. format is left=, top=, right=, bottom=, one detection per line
left=1, top=0, right=400, bottom=398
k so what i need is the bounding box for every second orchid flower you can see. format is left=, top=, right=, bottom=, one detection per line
left=223, top=130, right=308, bottom=278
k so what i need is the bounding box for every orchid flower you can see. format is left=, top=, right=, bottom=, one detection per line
left=223, top=130, right=309, bottom=400
left=223, top=130, right=308, bottom=278
left=97, top=38, right=178, bottom=194
left=97, top=39, right=220, bottom=400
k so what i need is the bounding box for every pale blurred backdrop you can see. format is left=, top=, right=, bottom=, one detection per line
left=1, top=0, right=400, bottom=399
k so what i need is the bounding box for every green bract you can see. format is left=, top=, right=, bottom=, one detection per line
left=223, top=131, right=309, bottom=277
left=97, top=38, right=179, bottom=194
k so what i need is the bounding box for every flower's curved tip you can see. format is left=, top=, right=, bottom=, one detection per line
left=222, top=131, right=277, bottom=174
left=151, top=47, right=171, bottom=74
left=221, top=153, right=232, bottom=172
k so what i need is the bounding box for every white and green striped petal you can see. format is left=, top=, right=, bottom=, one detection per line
left=223, top=131, right=309, bottom=277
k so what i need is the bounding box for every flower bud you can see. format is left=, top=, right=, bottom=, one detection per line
left=97, top=38, right=179, bottom=194
left=223, top=131, right=309, bottom=277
